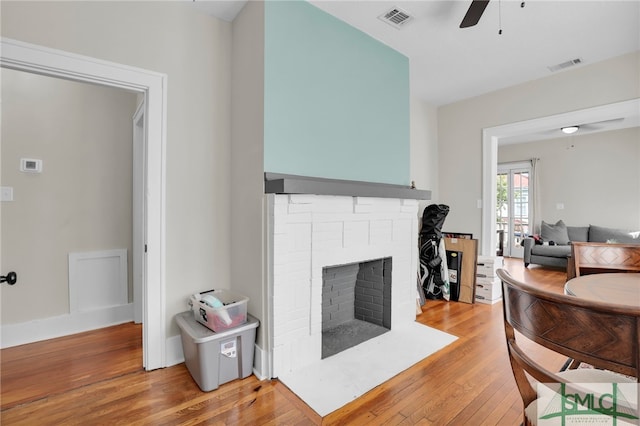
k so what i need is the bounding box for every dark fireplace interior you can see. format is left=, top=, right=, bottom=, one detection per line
left=321, top=257, right=392, bottom=359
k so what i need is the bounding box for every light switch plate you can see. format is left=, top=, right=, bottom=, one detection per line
left=1, top=186, right=14, bottom=202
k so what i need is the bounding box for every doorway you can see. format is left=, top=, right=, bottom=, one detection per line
left=1, top=68, right=140, bottom=339
left=497, top=162, right=531, bottom=258
left=480, top=98, right=640, bottom=257
left=0, top=38, right=167, bottom=370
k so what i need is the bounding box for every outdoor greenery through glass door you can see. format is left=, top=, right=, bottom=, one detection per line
left=497, top=165, right=530, bottom=258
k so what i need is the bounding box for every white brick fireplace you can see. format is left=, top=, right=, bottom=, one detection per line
left=265, top=193, right=421, bottom=377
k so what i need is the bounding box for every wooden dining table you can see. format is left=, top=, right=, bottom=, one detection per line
left=564, top=272, right=640, bottom=309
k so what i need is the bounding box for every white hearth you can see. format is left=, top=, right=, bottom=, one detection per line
left=265, top=194, right=420, bottom=377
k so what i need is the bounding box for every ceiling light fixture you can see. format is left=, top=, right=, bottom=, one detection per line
left=561, top=126, right=579, bottom=134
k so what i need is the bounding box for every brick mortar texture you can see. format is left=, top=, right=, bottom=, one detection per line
left=269, top=194, right=418, bottom=376
left=321, top=257, right=392, bottom=333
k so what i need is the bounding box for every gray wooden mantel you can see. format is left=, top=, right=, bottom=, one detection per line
left=264, top=173, right=431, bottom=200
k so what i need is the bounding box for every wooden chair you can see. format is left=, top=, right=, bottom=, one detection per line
left=497, top=268, right=639, bottom=426
left=571, top=241, right=640, bottom=277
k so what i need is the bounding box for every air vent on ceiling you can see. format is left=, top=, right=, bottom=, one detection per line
left=548, top=58, right=583, bottom=73
left=378, top=7, right=412, bottom=29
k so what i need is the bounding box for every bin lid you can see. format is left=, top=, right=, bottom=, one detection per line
left=175, top=311, right=259, bottom=343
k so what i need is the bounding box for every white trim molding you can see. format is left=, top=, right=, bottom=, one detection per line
left=1, top=304, right=134, bottom=349
left=0, top=38, right=168, bottom=370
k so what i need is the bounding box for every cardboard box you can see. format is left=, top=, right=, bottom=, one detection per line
left=444, top=237, right=478, bottom=304
left=476, top=275, right=500, bottom=286
left=475, top=282, right=502, bottom=300
left=474, top=294, right=502, bottom=304
left=476, top=256, right=504, bottom=277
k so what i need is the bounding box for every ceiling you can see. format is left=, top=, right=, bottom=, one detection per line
left=191, top=0, right=640, bottom=137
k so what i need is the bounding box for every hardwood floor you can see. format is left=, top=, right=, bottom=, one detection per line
left=1, top=259, right=568, bottom=425
left=1, top=322, right=143, bottom=411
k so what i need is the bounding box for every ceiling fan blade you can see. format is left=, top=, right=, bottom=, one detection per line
left=460, top=0, right=490, bottom=28
left=573, top=118, right=625, bottom=131
left=583, top=118, right=625, bottom=126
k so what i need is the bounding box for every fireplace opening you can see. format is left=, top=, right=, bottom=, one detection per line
left=321, top=257, right=392, bottom=359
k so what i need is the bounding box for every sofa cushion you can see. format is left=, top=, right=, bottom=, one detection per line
left=531, top=244, right=572, bottom=258
left=541, top=220, right=570, bottom=245
left=567, top=226, right=589, bottom=243
left=589, top=225, right=640, bottom=244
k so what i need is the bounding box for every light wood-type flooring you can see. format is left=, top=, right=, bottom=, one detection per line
left=1, top=259, right=568, bottom=425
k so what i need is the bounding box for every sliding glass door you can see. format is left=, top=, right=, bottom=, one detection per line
left=497, top=162, right=531, bottom=258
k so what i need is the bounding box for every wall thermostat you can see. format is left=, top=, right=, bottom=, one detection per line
left=20, top=158, right=43, bottom=173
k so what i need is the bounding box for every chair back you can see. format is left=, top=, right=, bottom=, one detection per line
left=497, top=268, right=640, bottom=418
left=571, top=242, right=640, bottom=277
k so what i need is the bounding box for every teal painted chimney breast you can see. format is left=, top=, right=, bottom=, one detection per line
left=264, top=0, right=410, bottom=186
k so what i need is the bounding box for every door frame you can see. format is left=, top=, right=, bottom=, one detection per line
left=132, top=101, right=146, bottom=326
left=497, top=162, right=531, bottom=258
left=1, top=38, right=167, bottom=370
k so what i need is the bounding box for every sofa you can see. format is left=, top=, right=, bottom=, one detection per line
left=523, top=220, right=640, bottom=268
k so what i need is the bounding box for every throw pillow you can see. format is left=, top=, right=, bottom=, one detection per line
left=589, top=225, right=640, bottom=244
left=567, top=226, right=589, bottom=243
left=541, top=220, right=570, bottom=245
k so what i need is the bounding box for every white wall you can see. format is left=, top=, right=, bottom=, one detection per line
left=1, top=68, right=137, bottom=323
left=0, top=1, right=436, bottom=355
left=410, top=97, right=439, bottom=217
left=230, top=1, right=267, bottom=347
left=438, top=51, right=640, bottom=245
left=499, top=127, right=640, bottom=229
left=1, top=2, right=232, bottom=337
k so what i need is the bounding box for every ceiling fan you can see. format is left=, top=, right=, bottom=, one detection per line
left=460, top=0, right=526, bottom=29
left=460, top=0, right=490, bottom=28
left=567, top=118, right=628, bottom=132
left=549, top=118, right=627, bottom=136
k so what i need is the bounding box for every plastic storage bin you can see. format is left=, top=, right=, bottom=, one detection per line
left=190, top=289, right=249, bottom=333
left=176, top=311, right=259, bottom=392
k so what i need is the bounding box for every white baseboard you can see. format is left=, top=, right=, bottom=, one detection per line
left=1, top=304, right=134, bottom=349
left=165, top=334, right=185, bottom=367
left=253, top=344, right=269, bottom=380
left=2, top=308, right=268, bottom=381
